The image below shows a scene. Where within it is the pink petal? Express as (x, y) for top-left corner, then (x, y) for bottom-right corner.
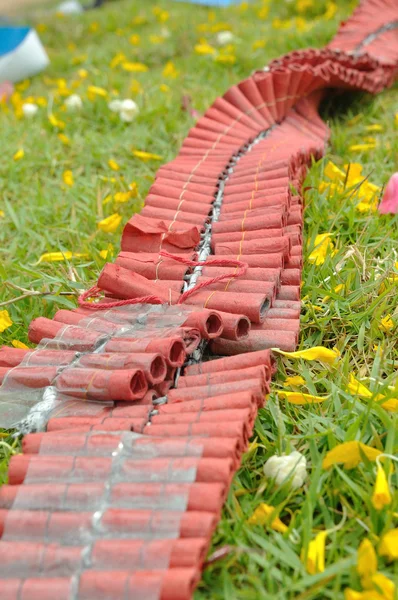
(378, 173), (398, 215)
(0, 81), (14, 103)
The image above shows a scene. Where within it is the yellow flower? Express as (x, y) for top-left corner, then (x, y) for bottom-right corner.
(370, 573), (395, 598)
(0, 211), (4, 218)
(132, 150), (162, 161)
(323, 2), (337, 20)
(380, 315), (394, 332)
(357, 539), (377, 588)
(324, 161), (346, 183)
(247, 503), (288, 533)
(372, 464), (392, 510)
(88, 22), (99, 33)
(98, 213), (122, 233)
(108, 159), (120, 171)
(99, 243), (114, 260)
(283, 375), (305, 387)
(149, 34), (164, 44)
(113, 191), (134, 203)
(110, 52), (126, 69)
(347, 375), (398, 413)
(0, 310), (13, 333)
(62, 170), (74, 187)
(129, 34), (141, 45)
(71, 54), (87, 65)
(349, 143), (377, 152)
(303, 531), (327, 574)
(58, 133), (71, 145)
(365, 124), (383, 133)
(395, 113), (398, 127)
(252, 40), (266, 50)
(278, 391), (327, 405)
(159, 84), (170, 93)
(257, 6), (269, 19)
(322, 441), (382, 470)
(48, 113), (65, 129)
(162, 61), (178, 79)
(78, 69), (88, 79)
(379, 529), (398, 560)
(12, 340), (29, 349)
(308, 233), (334, 265)
(38, 251), (88, 263)
(272, 346), (340, 365)
(214, 54), (236, 65)
(122, 62), (148, 73)
(13, 149), (24, 161)
(322, 283), (344, 302)
(15, 80), (30, 92)
(152, 7), (169, 22)
(36, 23), (47, 33)
(87, 86), (108, 100)
(130, 80), (143, 95)
(195, 42), (216, 55)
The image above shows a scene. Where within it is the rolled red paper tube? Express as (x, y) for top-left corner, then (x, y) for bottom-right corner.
(183, 291), (269, 324)
(154, 379), (174, 396)
(167, 379), (266, 404)
(201, 266), (281, 284)
(196, 276), (276, 298)
(141, 205), (207, 226)
(157, 390), (256, 414)
(0, 347), (76, 369)
(53, 310), (119, 334)
(77, 352), (167, 386)
(185, 348), (272, 376)
(22, 432), (242, 463)
(281, 268), (301, 285)
(149, 183), (215, 204)
(180, 310), (223, 340)
(266, 307), (300, 319)
(0, 481), (226, 513)
(251, 318), (300, 333)
(212, 310), (250, 340)
(277, 285), (301, 301)
(28, 317), (105, 349)
(285, 255), (302, 269)
(220, 196), (289, 215)
(0, 508), (218, 540)
(2, 578), (71, 600)
(225, 167), (290, 186)
(115, 253), (188, 280)
(177, 365), (267, 389)
(145, 196), (213, 216)
(210, 253), (283, 268)
(214, 237), (291, 260)
(104, 337), (186, 367)
(212, 212), (285, 233)
(210, 329), (298, 354)
(222, 179), (290, 200)
(8, 455), (234, 486)
(0, 538), (208, 573)
(97, 264), (179, 304)
(54, 368), (148, 401)
(47, 417), (147, 433)
(211, 229), (287, 247)
(145, 422), (249, 450)
(0, 366), (58, 388)
(273, 299), (301, 310)
(121, 214), (201, 252)
(151, 408), (253, 430)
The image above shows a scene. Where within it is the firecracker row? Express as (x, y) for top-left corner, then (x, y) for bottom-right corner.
(0, 1), (397, 598)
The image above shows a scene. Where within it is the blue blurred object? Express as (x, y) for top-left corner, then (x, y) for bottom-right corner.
(0, 26), (49, 83)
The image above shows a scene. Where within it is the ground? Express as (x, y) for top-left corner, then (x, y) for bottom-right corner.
(0, 0), (397, 598)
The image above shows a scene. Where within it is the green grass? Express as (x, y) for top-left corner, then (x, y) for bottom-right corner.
(0, 0), (397, 597)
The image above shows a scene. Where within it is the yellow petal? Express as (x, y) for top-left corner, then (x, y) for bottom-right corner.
(162, 61), (178, 79)
(278, 391), (327, 405)
(379, 398), (398, 413)
(13, 148), (24, 161)
(108, 159), (120, 171)
(132, 150), (162, 161)
(322, 441), (382, 470)
(87, 85), (108, 98)
(62, 170), (74, 187)
(58, 133), (71, 145)
(308, 233), (334, 265)
(348, 375), (372, 398)
(365, 124), (383, 133)
(97, 213), (122, 233)
(371, 573), (395, 599)
(349, 143), (377, 152)
(273, 346), (340, 365)
(379, 529), (398, 560)
(11, 340), (29, 349)
(38, 251), (88, 263)
(113, 191), (134, 203)
(372, 464), (392, 510)
(283, 375), (305, 387)
(48, 113), (65, 129)
(195, 42), (216, 55)
(303, 531), (327, 574)
(247, 503), (288, 533)
(380, 315), (394, 332)
(357, 539), (377, 581)
(324, 161), (346, 183)
(0, 310), (13, 333)
(121, 62), (148, 73)
(99, 243), (114, 260)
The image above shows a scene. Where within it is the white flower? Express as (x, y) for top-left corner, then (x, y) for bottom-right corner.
(263, 450), (307, 489)
(119, 99), (139, 122)
(65, 94), (83, 110)
(108, 99), (123, 113)
(216, 31), (234, 46)
(22, 103), (39, 117)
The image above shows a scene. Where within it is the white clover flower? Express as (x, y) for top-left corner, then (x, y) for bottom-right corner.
(65, 94), (83, 110)
(119, 99), (139, 123)
(216, 31), (234, 46)
(263, 450), (307, 489)
(22, 103), (39, 117)
(108, 99), (123, 113)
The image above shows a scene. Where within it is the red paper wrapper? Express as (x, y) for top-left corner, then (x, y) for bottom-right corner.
(77, 352), (167, 386)
(47, 417), (147, 433)
(157, 390), (256, 413)
(185, 349), (273, 376)
(104, 337), (187, 366)
(0, 366), (57, 388)
(212, 211), (286, 234)
(183, 290), (269, 324)
(55, 368), (148, 401)
(201, 266), (281, 284)
(196, 276), (277, 299)
(251, 318), (300, 333)
(121, 214), (200, 254)
(214, 237), (291, 260)
(167, 379), (266, 405)
(0, 508), (218, 540)
(205, 253), (284, 268)
(210, 329), (298, 354)
(115, 253), (189, 280)
(145, 422), (248, 449)
(0, 348), (76, 369)
(28, 318), (105, 350)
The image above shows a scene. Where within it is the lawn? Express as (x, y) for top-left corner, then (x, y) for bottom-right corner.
(0, 0), (397, 597)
